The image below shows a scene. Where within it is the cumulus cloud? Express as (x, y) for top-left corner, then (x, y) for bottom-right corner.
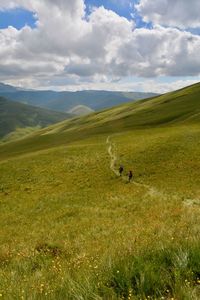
(136, 0), (200, 29)
(115, 26), (200, 77)
(0, 0), (200, 92)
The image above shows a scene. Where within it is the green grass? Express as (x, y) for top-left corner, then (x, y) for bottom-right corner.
(0, 83), (200, 299)
(0, 126), (41, 144)
(113, 125), (200, 195)
(101, 241), (200, 299)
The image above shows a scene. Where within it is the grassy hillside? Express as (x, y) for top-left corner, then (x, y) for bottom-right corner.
(0, 127), (41, 144)
(0, 83), (200, 299)
(0, 82), (200, 160)
(0, 96), (71, 140)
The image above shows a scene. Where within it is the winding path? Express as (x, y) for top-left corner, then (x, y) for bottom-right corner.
(107, 135), (149, 188)
(106, 135), (200, 207)
(106, 136), (119, 176)
(106, 135), (169, 199)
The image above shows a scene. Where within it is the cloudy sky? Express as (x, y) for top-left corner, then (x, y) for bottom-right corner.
(0, 0), (200, 93)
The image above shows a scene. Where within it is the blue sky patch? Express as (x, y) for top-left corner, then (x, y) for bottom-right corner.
(187, 27), (200, 36)
(85, 0), (151, 29)
(85, 0), (134, 19)
(0, 8), (37, 30)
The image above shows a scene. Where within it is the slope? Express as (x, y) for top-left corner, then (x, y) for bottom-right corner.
(41, 81), (200, 134)
(0, 83), (200, 299)
(0, 96), (71, 140)
(0, 82), (199, 160)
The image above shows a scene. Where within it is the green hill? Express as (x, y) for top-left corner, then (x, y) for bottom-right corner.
(0, 96), (71, 140)
(0, 82), (199, 159)
(68, 104), (94, 116)
(0, 83), (200, 299)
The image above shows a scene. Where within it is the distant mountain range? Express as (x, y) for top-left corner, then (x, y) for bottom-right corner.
(0, 96), (71, 139)
(0, 82), (158, 113)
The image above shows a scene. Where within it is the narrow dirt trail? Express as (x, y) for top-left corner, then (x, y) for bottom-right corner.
(106, 135), (170, 200)
(107, 135), (151, 188)
(106, 136), (119, 176)
(106, 135), (200, 207)
(106, 135), (200, 242)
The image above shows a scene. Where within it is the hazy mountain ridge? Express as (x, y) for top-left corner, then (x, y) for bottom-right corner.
(0, 82), (158, 112)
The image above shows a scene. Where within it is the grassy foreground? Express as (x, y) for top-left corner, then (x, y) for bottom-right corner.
(0, 125), (200, 299)
(0, 83), (200, 299)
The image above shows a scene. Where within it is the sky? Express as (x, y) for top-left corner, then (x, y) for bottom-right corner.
(0, 0), (200, 93)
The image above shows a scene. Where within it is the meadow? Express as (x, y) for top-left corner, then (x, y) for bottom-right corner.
(0, 83), (200, 299)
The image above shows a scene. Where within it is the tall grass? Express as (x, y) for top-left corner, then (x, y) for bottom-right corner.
(100, 242), (200, 299)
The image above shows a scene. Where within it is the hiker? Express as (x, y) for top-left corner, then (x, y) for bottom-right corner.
(119, 165), (124, 176)
(128, 170), (133, 182)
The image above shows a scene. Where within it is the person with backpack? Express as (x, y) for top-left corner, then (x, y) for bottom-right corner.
(119, 165), (124, 176)
(128, 170), (133, 182)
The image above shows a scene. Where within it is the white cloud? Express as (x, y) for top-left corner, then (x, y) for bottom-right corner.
(114, 26), (200, 77)
(136, 0), (200, 29)
(0, 0), (199, 93)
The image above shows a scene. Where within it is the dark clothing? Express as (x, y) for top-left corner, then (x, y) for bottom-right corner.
(119, 166), (124, 176)
(128, 171), (133, 182)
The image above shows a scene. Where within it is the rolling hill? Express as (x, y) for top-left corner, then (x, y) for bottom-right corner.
(0, 82), (158, 112)
(0, 96), (71, 140)
(68, 105), (94, 116)
(0, 82), (199, 158)
(0, 82), (200, 299)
